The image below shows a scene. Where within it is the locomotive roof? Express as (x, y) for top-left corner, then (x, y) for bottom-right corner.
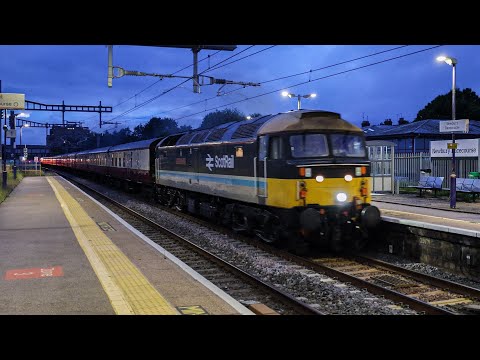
(257, 110), (362, 135)
(109, 138), (162, 152)
(159, 109), (361, 148)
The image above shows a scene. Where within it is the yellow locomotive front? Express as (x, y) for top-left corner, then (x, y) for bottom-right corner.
(256, 110), (380, 251)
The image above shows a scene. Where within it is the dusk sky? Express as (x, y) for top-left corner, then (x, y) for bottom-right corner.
(1, 44), (479, 146)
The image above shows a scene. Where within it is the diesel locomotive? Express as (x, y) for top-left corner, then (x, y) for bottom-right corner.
(42, 109), (381, 252)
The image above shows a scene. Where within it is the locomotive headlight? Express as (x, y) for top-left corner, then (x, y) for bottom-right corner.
(344, 175), (353, 182)
(336, 193), (347, 202)
(315, 175), (324, 183)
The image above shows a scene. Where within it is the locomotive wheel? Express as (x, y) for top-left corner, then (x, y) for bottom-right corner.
(256, 215), (283, 244)
(232, 214), (251, 234)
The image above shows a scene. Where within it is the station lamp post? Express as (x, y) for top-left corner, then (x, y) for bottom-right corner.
(19, 123), (29, 146)
(281, 91), (316, 110)
(436, 55), (457, 209)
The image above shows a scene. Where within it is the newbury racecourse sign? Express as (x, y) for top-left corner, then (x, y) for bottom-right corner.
(430, 139), (479, 158)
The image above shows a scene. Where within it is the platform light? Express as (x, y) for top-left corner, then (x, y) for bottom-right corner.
(436, 54), (458, 209)
(281, 91), (317, 110)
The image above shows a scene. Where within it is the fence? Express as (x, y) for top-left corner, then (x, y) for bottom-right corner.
(0, 161), (42, 176)
(392, 152), (478, 190)
(18, 162), (43, 176)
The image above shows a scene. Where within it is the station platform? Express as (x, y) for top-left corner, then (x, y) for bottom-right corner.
(0, 176), (254, 315)
(372, 192), (480, 238)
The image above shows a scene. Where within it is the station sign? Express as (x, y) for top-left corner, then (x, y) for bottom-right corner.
(431, 138), (479, 158)
(439, 119), (469, 133)
(0, 93), (25, 110)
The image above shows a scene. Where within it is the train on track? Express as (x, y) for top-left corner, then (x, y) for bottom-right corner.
(42, 109), (381, 252)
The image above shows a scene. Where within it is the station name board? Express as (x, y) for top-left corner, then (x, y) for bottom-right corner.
(431, 139), (479, 158)
(439, 119), (469, 133)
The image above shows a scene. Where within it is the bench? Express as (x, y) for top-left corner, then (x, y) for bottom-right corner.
(446, 178), (480, 202)
(407, 176), (444, 197)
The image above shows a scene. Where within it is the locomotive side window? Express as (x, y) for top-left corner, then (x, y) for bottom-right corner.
(259, 136), (268, 160)
(290, 134), (328, 158)
(269, 137), (284, 160)
(235, 146), (243, 158)
(330, 134), (366, 157)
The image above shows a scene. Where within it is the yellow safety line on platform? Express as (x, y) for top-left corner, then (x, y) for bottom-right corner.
(47, 177), (178, 315)
(382, 209), (480, 225)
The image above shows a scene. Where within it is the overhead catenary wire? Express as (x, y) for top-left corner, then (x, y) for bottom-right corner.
(84, 48), (227, 131)
(112, 49), (224, 109)
(200, 46), (274, 74)
(99, 45), (441, 132)
(152, 45), (411, 118)
(171, 45), (443, 122)
(100, 45), (413, 131)
(103, 46), (268, 123)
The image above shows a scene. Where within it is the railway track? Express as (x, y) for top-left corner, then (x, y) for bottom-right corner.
(306, 254), (480, 315)
(53, 171), (323, 315)
(224, 239), (480, 315)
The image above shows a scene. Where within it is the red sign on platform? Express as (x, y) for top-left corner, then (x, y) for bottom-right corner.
(4, 266), (63, 280)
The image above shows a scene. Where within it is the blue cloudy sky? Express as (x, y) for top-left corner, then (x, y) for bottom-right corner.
(1, 44), (479, 146)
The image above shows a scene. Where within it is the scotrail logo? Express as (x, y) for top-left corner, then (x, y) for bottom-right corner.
(205, 154), (234, 171)
(206, 154), (214, 171)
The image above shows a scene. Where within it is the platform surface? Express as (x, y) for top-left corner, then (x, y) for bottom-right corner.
(372, 192), (480, 238)
(0, 176), (253, 315)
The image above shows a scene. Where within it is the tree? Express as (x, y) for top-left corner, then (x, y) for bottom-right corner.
(131, 117), (185, 140)
(199, 108), (245, 129)
(415, 88), (480, 121)
(398, 118), (409, 125)
(141, 117), (180, 139)
(384, 119), (393, 125)
(361, 120), (370, 127)
(178, 125), (193, 132)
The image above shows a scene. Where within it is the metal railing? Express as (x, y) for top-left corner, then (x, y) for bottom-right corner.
(391, 152), (478, 190)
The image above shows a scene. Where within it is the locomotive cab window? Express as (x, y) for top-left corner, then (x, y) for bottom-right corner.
(258, 136), (268, 160)
(269, 137), (284, 160)
(290, 134), (328, 158)
(330, 134), (366, 157)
